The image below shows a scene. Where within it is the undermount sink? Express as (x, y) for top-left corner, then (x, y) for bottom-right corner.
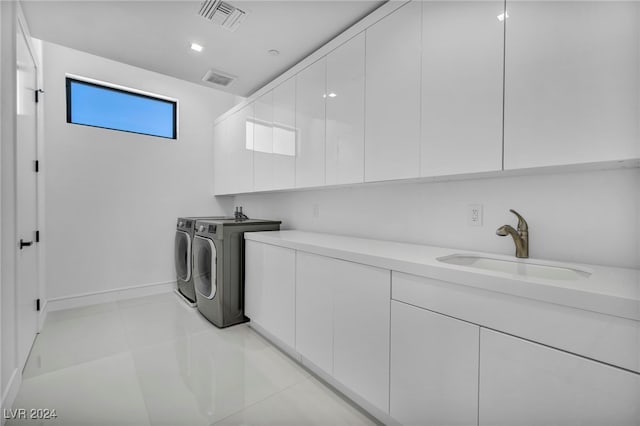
(437, 254), (592, 281)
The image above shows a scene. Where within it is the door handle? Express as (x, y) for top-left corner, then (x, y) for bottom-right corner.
(19, 239), (33, 250)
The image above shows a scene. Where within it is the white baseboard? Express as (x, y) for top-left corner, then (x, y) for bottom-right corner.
(45, 280), (175, 312)
(1, 368), (21, 426)
(38, 299), (49, 332)
(248, 321), (302, 362)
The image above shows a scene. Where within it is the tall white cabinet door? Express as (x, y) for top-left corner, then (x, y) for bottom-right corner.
(295, 59), (326, 188)
(333, 260), (390, 413)
(227, 104), (254, 194)
(479, 329), (640, 426)
(272, 78), (296, 190)
(213, 118), (230, 195)
(504, 2), (640, 169)
(253, 91), (274, 192)
(295, 252), (334, 374)
(390, 301), (479, 426)
(325, 32), (365, 185)
(245, 241), (296, 349)
(365, 1), (421, 182)
(421, 1), (504, 177)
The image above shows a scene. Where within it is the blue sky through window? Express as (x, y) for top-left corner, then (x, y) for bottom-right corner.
(67, 79), (176, 139)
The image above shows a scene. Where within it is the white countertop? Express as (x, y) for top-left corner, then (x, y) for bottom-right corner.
(245, 230), (640, 322)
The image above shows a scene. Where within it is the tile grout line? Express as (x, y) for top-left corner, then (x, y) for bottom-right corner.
(210, 375), (311, 425)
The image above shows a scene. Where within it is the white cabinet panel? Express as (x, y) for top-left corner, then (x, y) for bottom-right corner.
(333, 260), (390, 413)
(272, 78), (296, 189)
(252, 91), (274, 192)
(392, 271), (640, 374)
(504, 1), (640, 169)
(390, 301), (479, 425)
(421, 1), (503, 176)
(296, 59), (326, 188)
(479, 329), (640, 426)
(295, 252), (334, 374)
(365, 1), (421, 182)
(213, 118), (229, 195)
(225, 104), (254, 194)
(252, 80), (297, 192)
(245, 241), (296, 349)
(326, 32), (365, 185)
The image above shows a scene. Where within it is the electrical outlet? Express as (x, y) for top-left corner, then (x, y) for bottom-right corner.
(468, 204), (483, 226)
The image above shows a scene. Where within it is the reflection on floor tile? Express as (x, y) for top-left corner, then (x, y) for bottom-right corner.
(11, 292), (371, 425)
(23, 309), (128, 379)
(214, 376), (376, 426)
(10, 353), (150, 426)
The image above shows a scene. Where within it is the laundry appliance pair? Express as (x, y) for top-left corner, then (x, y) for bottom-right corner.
(174, 216), (280, 328)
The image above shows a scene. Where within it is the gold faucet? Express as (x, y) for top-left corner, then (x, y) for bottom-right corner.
(496, 209), (529, 258)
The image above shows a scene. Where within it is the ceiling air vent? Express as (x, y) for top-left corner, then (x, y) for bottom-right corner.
(198, 0), (247, 32)
(202, 69), (236, 87)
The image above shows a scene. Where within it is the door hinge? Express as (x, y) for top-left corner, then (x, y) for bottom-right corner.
(35, 230), (40, 243)
(34, 160), (39, 173)
(36, 298), (41, 311)
(34, 89), (44, 103)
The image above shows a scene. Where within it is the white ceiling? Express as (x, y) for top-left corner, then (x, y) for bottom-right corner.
(21, 0), (384, 97)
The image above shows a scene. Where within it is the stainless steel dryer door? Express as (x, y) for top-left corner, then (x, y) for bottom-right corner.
(193, 236), (217, 300)
(174, 230), (191, 281)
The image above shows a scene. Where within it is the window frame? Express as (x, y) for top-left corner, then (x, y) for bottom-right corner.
(65, 75), (178, 140)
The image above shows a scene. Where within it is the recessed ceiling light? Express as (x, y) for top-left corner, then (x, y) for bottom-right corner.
(191, 43), (204, 52)
(268, 49), (280, 56)
(328, 92), (337, 98)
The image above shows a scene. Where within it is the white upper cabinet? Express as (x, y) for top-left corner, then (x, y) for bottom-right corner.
(272, 78), (296, 190)
(365, 1), (421, 182)
(253, 80), (297, 192)
(223, 104), (254, 194)
(504, 1), (640, 169)
(295, 59), (326, 188)
(213, 118), (229, 195)
(421, 1), (504, 176)
(253, 91), (274, 192)
(325, 33), (365, 185)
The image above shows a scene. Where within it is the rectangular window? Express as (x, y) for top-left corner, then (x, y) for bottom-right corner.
(66, 77), (177, 139)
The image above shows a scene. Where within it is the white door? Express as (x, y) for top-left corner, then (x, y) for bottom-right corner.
(16, 18), (39, 369)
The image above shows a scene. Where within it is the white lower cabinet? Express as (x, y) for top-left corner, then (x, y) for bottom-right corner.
(295, 251), (391, 413)
(390, 301), (479, 426)
(295, 252), (334, 374)
(479, 328), (640, 426)
(332, 259), (390, 413)
(247, 237), (640, 426)
(244, 241), (296, 349)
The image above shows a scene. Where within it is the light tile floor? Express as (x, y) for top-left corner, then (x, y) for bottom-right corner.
(10, 292), (376, 426)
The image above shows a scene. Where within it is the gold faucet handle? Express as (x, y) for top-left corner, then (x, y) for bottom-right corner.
(509, 209), (528, 233)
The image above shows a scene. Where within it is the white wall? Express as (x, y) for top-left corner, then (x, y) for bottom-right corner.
(43, 42), (236, 301)
(235, 167), (640, 270)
